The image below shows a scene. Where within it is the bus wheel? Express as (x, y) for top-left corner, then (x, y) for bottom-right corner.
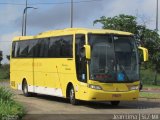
(69, 87), (79, 105)
(111, 101), (120, 106)
(22, 81), (31, 97)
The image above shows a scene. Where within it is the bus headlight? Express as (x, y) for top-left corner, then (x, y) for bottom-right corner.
(130, 86), (139, 90)
(88, 84), (102, 90)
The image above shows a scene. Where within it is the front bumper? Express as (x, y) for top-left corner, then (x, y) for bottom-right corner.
(78, 88), (139, 101)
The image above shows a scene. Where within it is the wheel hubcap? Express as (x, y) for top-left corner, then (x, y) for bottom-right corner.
(70, 89), (74, 101)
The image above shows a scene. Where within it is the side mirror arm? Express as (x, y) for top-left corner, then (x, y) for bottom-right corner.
(138, 47), (149, 62)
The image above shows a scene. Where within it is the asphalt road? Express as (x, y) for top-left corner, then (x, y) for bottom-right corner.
(1, 81), (160, 120)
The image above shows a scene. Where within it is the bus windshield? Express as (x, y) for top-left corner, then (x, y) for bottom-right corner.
(88, 34), (139, 83)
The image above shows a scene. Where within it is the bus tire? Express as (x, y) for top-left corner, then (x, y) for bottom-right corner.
(69, 87), (79, 105)
(111, 101), (120, 106)
(22, 81), (31, 97)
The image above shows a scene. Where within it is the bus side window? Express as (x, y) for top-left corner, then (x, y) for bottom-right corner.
(12, 42), (16, 58)
(61, 36), (73, 58)
(49, 37), (61, 58)
(38, 38), (49, 58)
(75, 34), (87, 82)
(28, 40), (38, 58)
(19, 41), (29, 57)
(15, 42), (20, 58)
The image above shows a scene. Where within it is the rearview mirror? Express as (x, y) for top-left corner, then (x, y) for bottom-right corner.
(138, 47), (148, 62)
(84, 45), (91, 60)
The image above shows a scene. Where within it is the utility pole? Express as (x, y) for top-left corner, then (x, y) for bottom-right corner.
(22, 7), (37, 36)
(70, 0), (73, 28)
(24, 0), (28, 36)
(22, 0), (37, 36)
(156, 0), (159, 31)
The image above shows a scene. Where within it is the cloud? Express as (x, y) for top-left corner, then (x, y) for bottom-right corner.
(11, 0), (158, 32)
(20, 0), (104, 29)
(0, 5), (22, 27)
(138, 0), (157, 29)
(101, 0), (157, 29)
(18, 0), (158, 30)
(0, 31), (21, 64)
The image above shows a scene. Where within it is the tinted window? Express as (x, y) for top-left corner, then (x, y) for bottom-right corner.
(21, 41), (29, 57)
(48, 35), (73, 58)
(15, 41), (29, 57)
(28, 40), (38, 57)
(39, 38), (49, 58)
(61, 36), (73, 58)
(13, 40), (38, 58)
(14, 42), (19, 57)
(12, 35), (73, 58)
(12, 42), (16, 58)
(48, 37), (61, 58)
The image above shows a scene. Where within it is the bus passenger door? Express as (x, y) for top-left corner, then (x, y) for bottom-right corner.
(75, 34), (88, 98)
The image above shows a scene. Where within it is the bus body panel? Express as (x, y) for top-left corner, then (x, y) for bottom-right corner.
(10, 59), (34, 90)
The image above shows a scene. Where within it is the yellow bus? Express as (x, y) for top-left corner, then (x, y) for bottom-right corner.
(10, 28), (148, 105)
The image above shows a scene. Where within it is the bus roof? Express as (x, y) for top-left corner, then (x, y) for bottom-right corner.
(13, 28), (133, 41)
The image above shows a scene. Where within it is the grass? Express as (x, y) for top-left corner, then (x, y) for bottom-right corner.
(140, 68), (160, 86)
(139, 69), (160, 99)
(143, 84), (160, 89)
(0, 64), (10, 80)
(140, 92), (160, 99)
(0, 87), (25, 119)
(0, 79), (9, 82)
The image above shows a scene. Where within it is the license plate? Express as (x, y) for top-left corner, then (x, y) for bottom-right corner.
(112, 94), (121, 97)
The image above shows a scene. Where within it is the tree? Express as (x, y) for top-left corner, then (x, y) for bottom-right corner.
(0, 51), (2, 66)
(94, 15), (137, 33)
(6, 55), (10, 61)
(94, 14), (160, 85)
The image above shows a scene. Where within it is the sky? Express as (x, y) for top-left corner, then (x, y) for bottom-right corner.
(0, 0), (159, 63)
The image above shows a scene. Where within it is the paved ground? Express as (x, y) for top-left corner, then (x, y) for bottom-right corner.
(1, 81), (160, 120)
